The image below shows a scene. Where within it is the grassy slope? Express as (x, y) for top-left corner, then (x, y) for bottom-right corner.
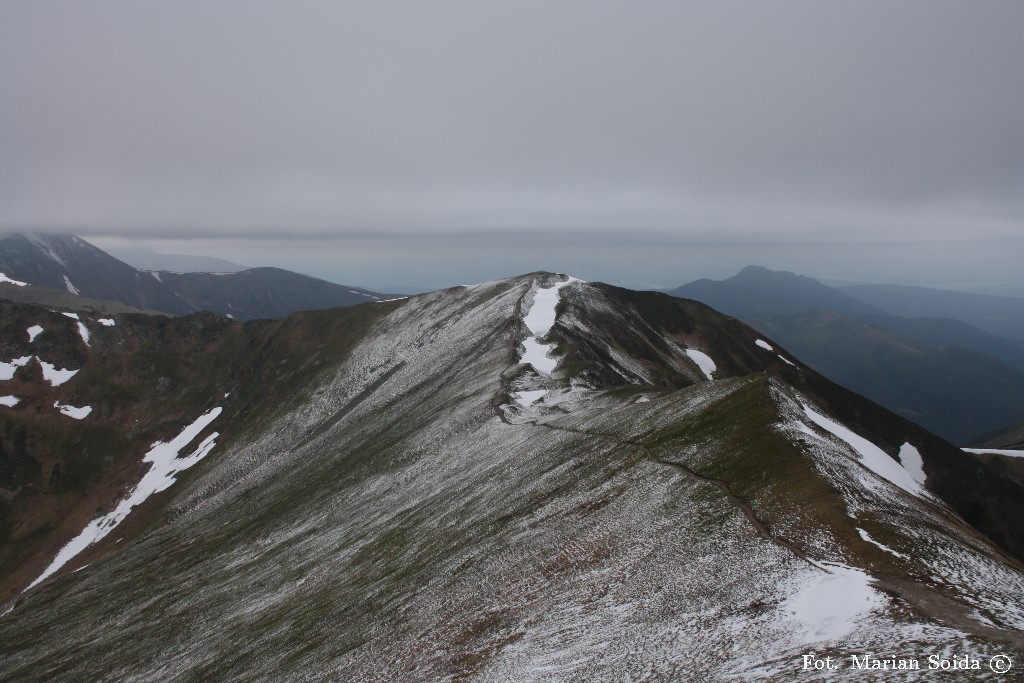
(0, 298), (402, 601)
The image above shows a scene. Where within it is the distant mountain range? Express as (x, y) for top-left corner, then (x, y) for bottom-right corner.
(670, 266), (1024, 444)
(0, 233), (397, 320)
(839, 282), (1024, 346)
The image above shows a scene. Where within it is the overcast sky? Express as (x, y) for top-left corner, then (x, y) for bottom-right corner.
(2, 2), (1022, 291)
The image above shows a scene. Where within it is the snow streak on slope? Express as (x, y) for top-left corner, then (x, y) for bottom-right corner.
(0, 273), (28, 286)
(513, 276), (581, 407)
(26, 325), (43, 342)
(799, 404), (927, 498)
(61, 312), (90, 346)
(26, 408), (222, 591)
(963, 447), (1024, 458)
(857, 528), (908, 559)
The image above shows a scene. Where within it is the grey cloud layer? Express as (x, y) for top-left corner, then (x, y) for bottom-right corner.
(2, 2), (1022, 252)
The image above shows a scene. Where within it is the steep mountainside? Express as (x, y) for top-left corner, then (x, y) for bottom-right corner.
(0, 233), (188, 312)
(753, 311), (1024, 444)
(1, 275), (1022, 681)
(671, 266), (1024, 443)
(0, 233), (393, 320)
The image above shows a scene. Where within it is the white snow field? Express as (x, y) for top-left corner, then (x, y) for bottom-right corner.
(0, 396), (19, 407)
(26, 325), (44, 342)
(755, 339), (774, 351)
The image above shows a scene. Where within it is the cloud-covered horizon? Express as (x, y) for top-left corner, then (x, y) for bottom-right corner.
(3, 1), (1022, 289)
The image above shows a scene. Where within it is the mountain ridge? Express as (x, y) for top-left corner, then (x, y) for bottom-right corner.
(0, 232), (395, 320)
(2, 273), (1022, 680)
(670, 266), (1024, 443)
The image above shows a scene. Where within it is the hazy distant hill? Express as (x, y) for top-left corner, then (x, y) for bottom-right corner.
(0, 232), (394, 320)
(670, 265), (882, 320)
(840, 283), (1024, 345)
(104, 246), (246, 273)
(670, 266), (1024, 443)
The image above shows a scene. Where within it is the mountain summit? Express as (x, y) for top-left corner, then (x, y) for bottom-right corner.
(1, 274), (1022, 680)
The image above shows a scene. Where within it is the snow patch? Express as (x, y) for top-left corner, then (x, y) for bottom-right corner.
(98, 318), (115, 327)
(784, 562), (885, 644)
(62, 275), (80, 295)
(755, 339), (774, 351)
(778, 355), (797, 367)
(27, 325), (44, 342)
(0, 273), (28, 286)
(962, 447), (1024, 458)
(0, 396), (20, 407)
(38, 359), (79, 386)
(0, 356), (32, 380)
(685, 349), (717, 380)
(61, 312), (91, 345)
(512, 276), (582, 408)
(799, 405), (928, 498)
(26, 407), (223, 591)
(54, 401), (92, 420)
(514, 390), (547, 407)
(521, 336), (559, 375)
(899, 443), (927, 488)
(150, 271), (162, 282)
(857, 528), (908, 560)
